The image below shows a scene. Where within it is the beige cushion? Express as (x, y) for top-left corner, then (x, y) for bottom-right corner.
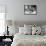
(32, 26), (41, 35)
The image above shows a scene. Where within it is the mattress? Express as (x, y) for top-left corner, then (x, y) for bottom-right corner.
(11, 33), (46, 46)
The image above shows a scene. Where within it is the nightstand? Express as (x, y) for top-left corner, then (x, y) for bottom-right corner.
(0, 36), (13, 46)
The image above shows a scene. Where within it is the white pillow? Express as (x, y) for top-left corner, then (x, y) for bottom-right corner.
(24, 24), (32, 29)
(42, 25), (46, 33)
(8, 26), (19, 36)
(40, 25), (45, 35)
(32, 26), (41, 35)
(19, 27), (32, 35)
(24, 24), (32, 35)
(24, 27), (32, 35)
(19, 27), (25, 34)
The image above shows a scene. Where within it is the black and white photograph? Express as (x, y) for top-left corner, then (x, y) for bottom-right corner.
(24, 5), (37, 15)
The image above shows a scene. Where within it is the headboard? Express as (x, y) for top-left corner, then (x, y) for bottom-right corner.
(6, 20), (46, 27)
(15, 21), (46, 27)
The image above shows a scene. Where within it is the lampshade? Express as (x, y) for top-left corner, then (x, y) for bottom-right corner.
(6, 20), (12, 26)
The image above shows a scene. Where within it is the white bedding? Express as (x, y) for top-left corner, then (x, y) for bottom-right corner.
(11, 33), (46, 46)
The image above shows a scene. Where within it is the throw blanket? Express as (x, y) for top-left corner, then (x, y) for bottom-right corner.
(11, 33), (46, 46)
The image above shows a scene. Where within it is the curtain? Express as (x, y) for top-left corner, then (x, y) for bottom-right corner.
(0, 5), (5, 36)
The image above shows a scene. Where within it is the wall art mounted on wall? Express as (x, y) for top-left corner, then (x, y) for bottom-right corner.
(24, 5), (37, 15)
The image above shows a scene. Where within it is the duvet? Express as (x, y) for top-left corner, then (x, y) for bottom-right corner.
(11, 33), (46, 46)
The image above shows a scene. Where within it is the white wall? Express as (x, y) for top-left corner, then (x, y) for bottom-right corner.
(0, 0), (46, 22)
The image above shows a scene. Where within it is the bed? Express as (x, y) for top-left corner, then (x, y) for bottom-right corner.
(11, 33), (46, 46)
(11, 21), (46, 46)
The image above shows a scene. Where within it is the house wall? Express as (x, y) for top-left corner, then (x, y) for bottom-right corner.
(0, 0), (46, 22)
(0, 0), (46, 35)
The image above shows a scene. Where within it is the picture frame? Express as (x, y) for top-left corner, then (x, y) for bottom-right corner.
(24, 5), (37, 15)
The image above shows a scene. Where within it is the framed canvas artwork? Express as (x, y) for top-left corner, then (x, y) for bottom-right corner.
(24, 5), (37, 15)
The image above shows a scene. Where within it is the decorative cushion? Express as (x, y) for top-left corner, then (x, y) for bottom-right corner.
(8, 26), (19, 36)
(19, 27), (25, 34)
(19, 27), (32, 35)
(24, 24), (32, 34)
(32, 26), (41, 35)
(24, 24), (32, 29)
(42, 25), (46, 33)
(42, 25), (46, 35)
(24, 27), (32, 35)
